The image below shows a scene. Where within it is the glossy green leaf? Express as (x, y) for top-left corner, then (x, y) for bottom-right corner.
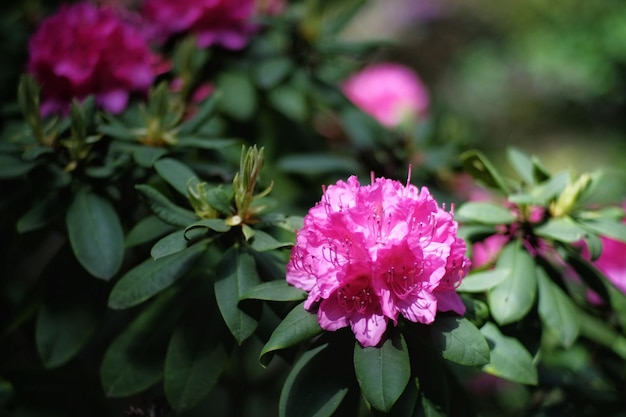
(66, 190), (124, 280)
(136, 184), (198, 227)
(108, 242), (207, 309)
(0, 155), (36, 179)
(214, 249), (261, 344)
(534, 216), (588, 243)
(35, 300), (98, 369)
(164, 322), (227, 413)
(241, 280), (307, 303)
(151, 230), (188, 260)
(487, 241), (537, 325)
(506, 147), (535, 185)
(279, 344), (349, 417)
(259, 301), (322, 367)
(101, 289), (182, 397)
(460, 150), (511, 194)
(455, 202), (516, 225)
(480, 322), (538, 385)
(428, 316), (490, 366)
(184, 218), (230, 240)
(457, 269), (508, 292)
(249, 229), (293, 252)
(579, 218), (626, 242)
(536, 266), (579, 348)
(125, 215), (176, 248)
(354, 333), (411, 412)
(154, 158), (198, 196)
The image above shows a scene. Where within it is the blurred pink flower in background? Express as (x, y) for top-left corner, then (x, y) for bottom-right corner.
(341, 62), (430, 128)
(27, 2), (164, 116)
(593, 220), (626, 294)
(141, 0), (257, 49)
(286, 173), (469, 347)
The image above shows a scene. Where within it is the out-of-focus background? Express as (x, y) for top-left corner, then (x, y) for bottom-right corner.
(341, 0), (626, 173)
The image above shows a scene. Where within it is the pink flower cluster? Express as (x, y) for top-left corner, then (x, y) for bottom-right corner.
(341, 62), (429, 128)
(286, 173), (469, 347)
(141, 0), (257, 49)
(27, 2), (163, 116)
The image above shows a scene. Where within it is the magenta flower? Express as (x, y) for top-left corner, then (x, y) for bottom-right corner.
(27, 2), (163, 116)
(141, 0), (256, 49)
(286, 173), (469, 347)
(594, 232), (626, 295)
(341, 62), (429, 128)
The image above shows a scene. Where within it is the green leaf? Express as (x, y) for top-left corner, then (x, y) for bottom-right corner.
(249, 229), (293, 252)
(339, 107), (380, 149)
(457, 269), (508, 292)
(35, 300), (98, 369)
(536, 266), (579, 348)
(184, 218), (231, 240)
(487, 241), (537, 325)
(279, 344), (349, 417)
(0, 155), (36, 179)
(259, 301), (322, 367)
(480, 322), (538, 385)
(164, 321), (227, 414)
(217, 72), (257, 121)
(66, 190), (124, 280)
(562, 247), (611, 305)
(101, 289), (182, 397)
(151, 230), (188, 260)
(178, 93), (221, 135)
(268, 85), (308, 122)
(175, 137), (239, 150)
(125, 215), (176, 247)
(534, 217), (588, 243)
(17, 194), (62, 233)
(579, 218), (626, 242)
(108, 242), (207, 309)
(136, 184), (198, 227)
(578, 311), (626, 359)
(154, 158), (198, 196)
(460, 150), (511, 194)
(528, 171), (570, 205)
(241, 280), (307, 303)
(428, 316), (490, 367)
(214, 249), (262, 344)
(132, 146), (168, 168)
(455, 202), (516, 225)
(254, 57), (294, 89)
(506, 147), (535, 185)
(354, 333), (411, 412)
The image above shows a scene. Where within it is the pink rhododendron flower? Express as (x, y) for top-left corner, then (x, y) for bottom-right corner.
(286, 172), (470, 347)
(27, 2), (163, 116)
(141, 0), (256, 49)
(593, 217), (626, 294)
(341, 62), (429, 128)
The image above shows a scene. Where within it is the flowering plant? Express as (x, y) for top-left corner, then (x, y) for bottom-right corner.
(1, 1), (626, 416)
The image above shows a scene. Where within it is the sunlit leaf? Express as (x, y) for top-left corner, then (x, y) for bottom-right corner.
(428, 316), (490, 366)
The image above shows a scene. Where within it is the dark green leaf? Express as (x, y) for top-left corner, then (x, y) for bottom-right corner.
(480, 322), (538, 385)
(428, 316), (490, 366)
(125, 215), (176, 248)
(457, 269), (508, 292)
(108, 242), (207, 309)
(184, 218), (230, 240)
(214, 249), (262, 344)
(487, 241), (537, 325)
(536, 266), (579, 348)
(339, 107), (381, 149)
(66, 190), (124, 280)
(277, 153), (361, 175)
(268, 85), (308, 122)
(460, 150), (511, 194)
(136, 184), (198, 227)
(563, 247), (611, 304)
(164, 322), (227, 413)
(455, 202), (516, 225)
(178, 93), (221, 134)
(0, 155), (36, 179)
(250, 229), (293, 252)
(154, 158), (198, 196)
(35, 300), (98, 369)
(151, 230), (188, 260)
(17, 194), (62, 233)
(535, 217), (588, 243)
(254, 57), (294, 89)
(354, 333), (411, 412)
(578, 311), (626, 359)
(217, 72), (257, 121)
(101, 289), (182, 397)
(259, 301), (322, 367)
(241, 280), (307, 303)
(132, 146), (168, 168)
(175, 137), (239, 150)
(279, 344), (349, 417)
